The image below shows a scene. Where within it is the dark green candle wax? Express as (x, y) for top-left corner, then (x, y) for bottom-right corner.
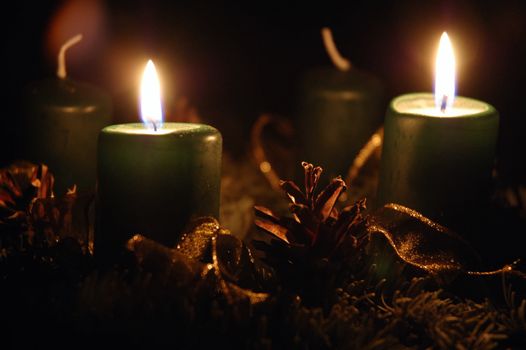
(96, 123), (222, 259)
(22, 78), (112, 194)
(377, 93), (499, 224)
(21, 34), (111, 195)
(297, 66), (384, 180)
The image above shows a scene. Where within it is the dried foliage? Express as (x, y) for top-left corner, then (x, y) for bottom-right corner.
(0, 160), (54, 222)
(1, 161), (56, 250)
(0, 161), (91, 254)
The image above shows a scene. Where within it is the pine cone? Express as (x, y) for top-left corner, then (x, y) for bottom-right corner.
(253, 162), (367, 301)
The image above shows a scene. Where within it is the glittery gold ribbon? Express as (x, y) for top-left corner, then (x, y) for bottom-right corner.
(369, 203), (526, 279)
(250, 114), (384, 193)
(345, 126), (383, 187)
(127, 217), (269, 305)
(250, 114), (294, 192)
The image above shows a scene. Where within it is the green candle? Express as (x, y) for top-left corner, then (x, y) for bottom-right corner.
(95, 61), (222, 258)
(22, 35), (111, 195)
(377, 33), (499, 224)
(297, 28), (384, 180)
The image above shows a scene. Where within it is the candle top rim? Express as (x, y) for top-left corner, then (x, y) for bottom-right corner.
(26, 78), (111, 108)
(392, 93), (495, 118)
(301, 66), (383, 91)
(101, 122), (219, 136)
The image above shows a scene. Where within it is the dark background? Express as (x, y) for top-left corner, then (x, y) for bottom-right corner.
(1, 0), (525, 183)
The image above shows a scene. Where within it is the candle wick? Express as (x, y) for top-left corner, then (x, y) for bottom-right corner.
(440, 95), (448, 113)
(57, 34), (83, 79)
(146, 117), (158, 132)
(321, 27), (352, 72)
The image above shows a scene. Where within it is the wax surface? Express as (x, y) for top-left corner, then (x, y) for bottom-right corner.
(105, 123), (200, 135)
(297, 67), (384, 180)
(395, 94), (488, 117)
(22, 78), (112, 194)
(377, 93), (499, 225)
(96, 122), (222, 259)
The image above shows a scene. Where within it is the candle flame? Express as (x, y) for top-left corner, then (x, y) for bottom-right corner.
(434, 32), (456, 113)
(140, 60), (163, 131)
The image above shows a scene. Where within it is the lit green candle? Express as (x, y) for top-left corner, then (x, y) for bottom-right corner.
(377, 33), (499, 225)
(95, 60), (222, 259)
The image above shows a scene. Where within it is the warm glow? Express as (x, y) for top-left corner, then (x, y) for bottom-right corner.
(434, 32), (456, 113)
(140, 60), (163, 131)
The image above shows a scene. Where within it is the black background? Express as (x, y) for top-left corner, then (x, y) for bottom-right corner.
(1, 0), (525, 183)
